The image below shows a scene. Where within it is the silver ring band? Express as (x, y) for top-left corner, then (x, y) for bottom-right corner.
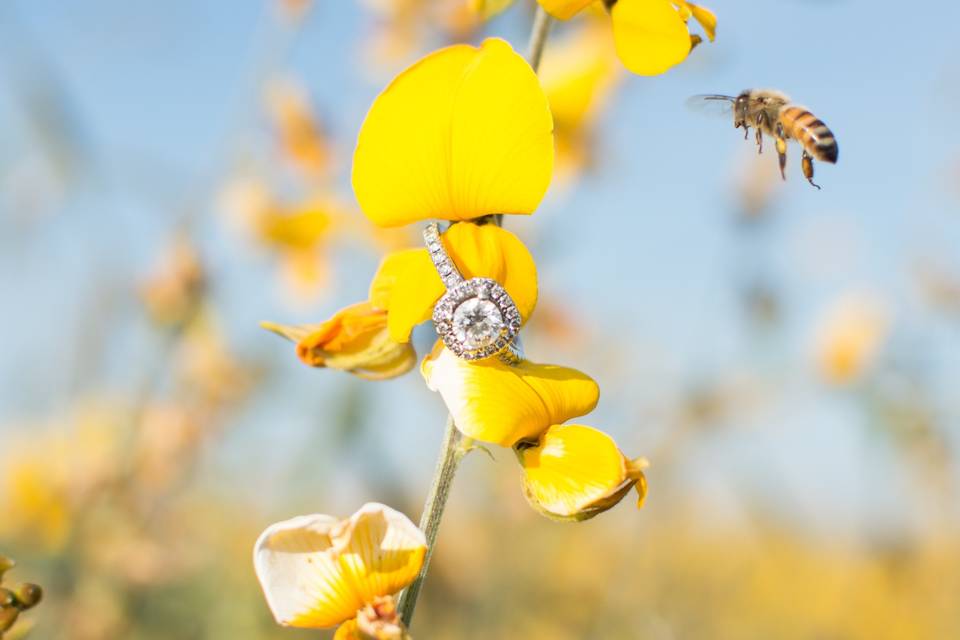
(423, 223), (523, 362)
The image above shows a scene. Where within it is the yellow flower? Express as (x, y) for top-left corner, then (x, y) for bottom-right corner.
(539, 22), (621, 184)
(468, 0), (514, 20)
(254, 503), (425, 633)
(265, 78), (332, 180)
(222, 180), (344, 301)
(536, 0), (716, 76)
(353, 38), (554, 227)
(263, 302), (416, 380)
(421, 342), (599, 447)
(516, 424), (647, 521)
(812, 295), (890, 385)
(421, 343), (645, 519)
(371, 222), (538, 343)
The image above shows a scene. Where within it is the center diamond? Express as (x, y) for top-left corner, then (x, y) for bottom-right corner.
(452, 297), (504, 349)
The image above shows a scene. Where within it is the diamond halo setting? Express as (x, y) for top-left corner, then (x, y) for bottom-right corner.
(423, 223), (522, 361)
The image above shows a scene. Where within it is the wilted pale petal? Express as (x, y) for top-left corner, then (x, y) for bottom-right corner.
(263, 302), (416, 380)
(610, 0), (695, 76)
(370, 223), (538, 343)
(254, 503), (426, 629)
(536, 0), (596, 20)
(421, 343), (599, 447)
(353, 38), (554, 227)
(516, 424), (647, 521)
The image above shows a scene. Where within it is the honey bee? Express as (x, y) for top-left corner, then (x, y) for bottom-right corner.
(691, 89), (838, 189)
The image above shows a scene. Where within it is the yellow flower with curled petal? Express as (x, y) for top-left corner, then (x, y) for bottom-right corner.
(263, 302), (416, 380)
(353, 37), (554, 227)
(517, 424), (647, 521)
(263, 220), (537, 379)
(535, 0), (716, 76)
(421, 343), (645, 519)
(254, 503), (425, 634)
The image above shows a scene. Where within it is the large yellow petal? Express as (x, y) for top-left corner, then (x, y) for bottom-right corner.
(352, 38), (554, 227)
(254, 503), (426, 629)
(375, 223), (538, 343)
(610, 0), (693, 76)
(517, 424), (647, 521)
(536, 0), (596, 20)
(421, 342), (599, 446)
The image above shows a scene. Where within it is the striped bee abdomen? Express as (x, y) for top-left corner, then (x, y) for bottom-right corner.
(779, 106), (838, 163)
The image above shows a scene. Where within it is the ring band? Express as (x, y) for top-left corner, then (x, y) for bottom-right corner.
(423, 223), (522, 363)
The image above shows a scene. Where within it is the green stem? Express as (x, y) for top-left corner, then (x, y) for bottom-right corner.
(526, 6), (554, 73)
(398, 415), (463, 627)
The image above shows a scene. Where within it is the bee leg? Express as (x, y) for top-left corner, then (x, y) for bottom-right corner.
(801, 150), (821, 190)
(736, 120), (750, 140)
(754, 112), (765, 153)
(775, 124), (787, 180)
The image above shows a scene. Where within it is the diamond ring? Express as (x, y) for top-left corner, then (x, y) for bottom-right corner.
(423, 223), (522, 362)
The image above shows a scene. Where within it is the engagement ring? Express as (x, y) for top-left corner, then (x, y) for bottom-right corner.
(423, 223), (522, 362)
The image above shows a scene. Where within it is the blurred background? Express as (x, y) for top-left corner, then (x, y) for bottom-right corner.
(1, 1), (959, 638)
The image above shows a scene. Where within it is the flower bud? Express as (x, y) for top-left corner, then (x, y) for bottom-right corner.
(12, 584), (42, 610)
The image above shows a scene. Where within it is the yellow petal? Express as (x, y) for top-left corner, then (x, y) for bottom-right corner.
(610, 0), (693, 76)
(333, 619), (362, 640)
(421, 342), (599, 446)
(262, 302), (416, 380)
(352, 38), (554, 227)
(254, 503), (426, 629)
(375, 223), (538, 343)
(688, 3), (716, 41)
(516, 424), (648, 521)
(536, 0), (596, 20)
(469, 0), (515, 20)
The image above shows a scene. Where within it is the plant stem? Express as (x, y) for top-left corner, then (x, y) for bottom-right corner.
(398, 415), (463, 627)
(526, 6), (554, 73)
(399, 8), (555, 628)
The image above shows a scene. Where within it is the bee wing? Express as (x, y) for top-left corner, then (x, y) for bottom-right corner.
(686, 94), (736, 118)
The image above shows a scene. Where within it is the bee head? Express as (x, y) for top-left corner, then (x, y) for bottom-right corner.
(734, 93), (750, 125)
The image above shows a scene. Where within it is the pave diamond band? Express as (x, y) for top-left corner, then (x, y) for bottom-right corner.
(423, 223), (522, 362)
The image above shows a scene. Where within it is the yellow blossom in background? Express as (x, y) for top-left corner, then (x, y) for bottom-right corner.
(534, 0), (716, 76)
(812, 295), (890, 385)
(140, 236), (205, 328)
(254, 503), (425, 634)
(422, 343), (645, 519)
(469, 0), (514, 20)
(360, 0), (484, 70)
(265, 77), (332, 181)
(353, 37), (554, 227)
(0, 404), (121, 551)
(221, 180), (344, 302)
(539, 21), (621, 185)
(264, 302), (417, 380)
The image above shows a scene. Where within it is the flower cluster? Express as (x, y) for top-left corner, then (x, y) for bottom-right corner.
(251, 11), (729, 627)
